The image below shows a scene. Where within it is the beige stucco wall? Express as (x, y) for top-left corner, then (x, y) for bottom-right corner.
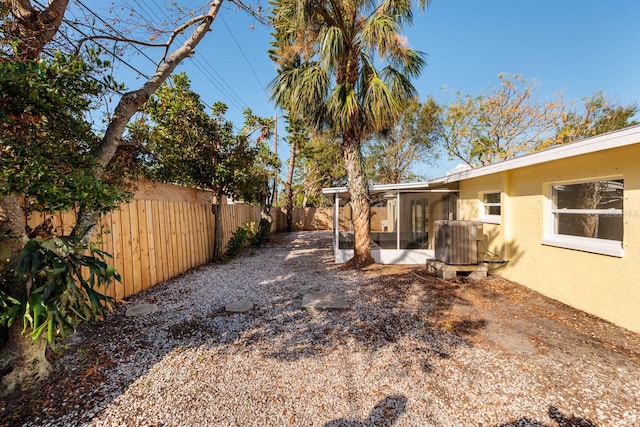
(457, 143), (640, 333)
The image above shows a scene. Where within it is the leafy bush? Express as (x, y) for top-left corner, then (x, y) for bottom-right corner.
(223, 222), (256, 260)
(0, 235), (119, 345)
(250, 216), (271, 249)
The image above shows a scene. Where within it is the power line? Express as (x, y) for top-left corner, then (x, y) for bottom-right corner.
(190, 55), (248, 111)
(121, 0), (250, 118)
(31, 0), (152, 80)
(130, 0), (166, 27)
(220, 16), (268, 93)
(76, 0), (158, 67)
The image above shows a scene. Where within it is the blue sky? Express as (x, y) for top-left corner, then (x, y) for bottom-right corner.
(101, 0), (640, 179)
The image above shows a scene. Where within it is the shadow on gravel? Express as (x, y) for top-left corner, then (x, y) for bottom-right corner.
(230, 256), (488, 364)
(323, 394), (407, 427)
(497, 405), (597, 427)
(0, 231), (487, 426)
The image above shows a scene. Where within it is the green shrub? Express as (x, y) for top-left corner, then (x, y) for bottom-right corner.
(0, 235), (119, 345)
(223, 222), (256, 260)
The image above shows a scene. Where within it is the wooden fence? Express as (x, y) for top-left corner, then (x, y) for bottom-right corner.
(271, 207), (333, 232)
(24, 181), (262, 301)
(271, 205), (387, 232)
(23, 180), (384, 301)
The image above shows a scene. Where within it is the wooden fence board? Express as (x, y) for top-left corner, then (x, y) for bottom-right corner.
(118, 204), (133, 298)
(147, 200), (164, 284)
(163, 200), (174, 281)
(169, 202), (179, 279)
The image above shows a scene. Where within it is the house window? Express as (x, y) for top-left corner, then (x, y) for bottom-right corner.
(543, 179), (624, 257)
(479, 192), (501, 224)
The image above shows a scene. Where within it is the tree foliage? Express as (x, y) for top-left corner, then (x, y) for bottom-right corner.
(365, 97), (441, 184)
(292, 131), (347, 208)
(0, 0), (242, 392)
(542, 91), (638, 149)
(0, 51), (126, 347)
(130, 73), (279, 259)
(440, 75), (638, 166)
(269, 0), (429, 263)
(440, 74), (563, 166)
(0, 235), (118, 344)
(0, 51), (127, 216)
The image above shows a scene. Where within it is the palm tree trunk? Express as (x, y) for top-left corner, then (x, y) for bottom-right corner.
(342, 140), (373, 265)
(285, 141), (296, 232)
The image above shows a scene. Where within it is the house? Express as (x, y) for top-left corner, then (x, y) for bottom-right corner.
(323, 124), (640, 333)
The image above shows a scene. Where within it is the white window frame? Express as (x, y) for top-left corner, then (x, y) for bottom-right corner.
(542, 178), (624, 257)
(479, 191), (501, 224)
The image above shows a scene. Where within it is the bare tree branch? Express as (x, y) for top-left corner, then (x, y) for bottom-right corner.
(74, 34), (168, 55)
(228, 0), (270, 25)
(159, 13), (208, 65)
(74, 0), (224, 239)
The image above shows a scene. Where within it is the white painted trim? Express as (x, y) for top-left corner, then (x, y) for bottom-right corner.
(478, 215), (501, 225)
(372, 249), (436, 265)
(334, 248), (437, 264)
(541, 236), (624, 257)
(333, 193), (340, 257)
(551, 209), (623, 215)
(322, 183), (459, 196)
(478, 191), (502, 225)
(542, 177), (624, 257)
(396, 191), (400, 250)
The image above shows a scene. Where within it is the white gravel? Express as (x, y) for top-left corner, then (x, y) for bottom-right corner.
(17, 231), (640, 426)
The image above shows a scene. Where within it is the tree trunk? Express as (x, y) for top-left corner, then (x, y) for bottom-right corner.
(213, 193), (224, 261)
(574, 182), (602, 238)
(342, 140), (373, 265)
(0, 322), (51, 397)
(9, 0), (70, 60)
(0, 196), (25, 240)
(72, 0), (224, 241)
(285, 141), (297, 232)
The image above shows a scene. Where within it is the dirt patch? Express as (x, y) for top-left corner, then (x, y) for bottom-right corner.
(363, 264), (640, 365)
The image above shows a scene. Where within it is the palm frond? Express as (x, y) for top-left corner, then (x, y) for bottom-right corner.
(381, 65), (418, 97)
(327, 82), (360, 130)
(318, 26), (345, 72)
(268, 64), (330, 130)
(360, 13), (398, 55)
(362, 75), (403, 129)
(387, 46), (426, 78)
(378, 0), (414, 26)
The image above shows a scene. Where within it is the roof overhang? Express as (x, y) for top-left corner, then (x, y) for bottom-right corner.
(321, 178), (453, 198)
(442, 124), (640, 183)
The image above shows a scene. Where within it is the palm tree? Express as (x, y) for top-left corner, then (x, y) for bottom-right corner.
(269, 0), (428, 264)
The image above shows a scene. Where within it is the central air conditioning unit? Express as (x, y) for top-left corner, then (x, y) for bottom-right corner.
(434, 220), (484, 265)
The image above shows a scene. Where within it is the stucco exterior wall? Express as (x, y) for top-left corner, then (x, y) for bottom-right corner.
(458, 143), (640, 333)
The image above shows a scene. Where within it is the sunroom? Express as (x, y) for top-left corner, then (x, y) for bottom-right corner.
(322, 180), (459, 264)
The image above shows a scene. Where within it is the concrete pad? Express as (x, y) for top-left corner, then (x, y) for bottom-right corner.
(467, 271), (488, 281)
(125, 303), (158, 317)
(225, 299), (254, 313)
(302, 291), (350, 310)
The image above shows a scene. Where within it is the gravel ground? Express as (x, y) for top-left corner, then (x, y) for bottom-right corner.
(2, 230), (640, 426)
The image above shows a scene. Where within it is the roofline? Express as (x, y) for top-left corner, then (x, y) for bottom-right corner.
(441, 124), (640, 183)
(321, 180), (440, 196)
